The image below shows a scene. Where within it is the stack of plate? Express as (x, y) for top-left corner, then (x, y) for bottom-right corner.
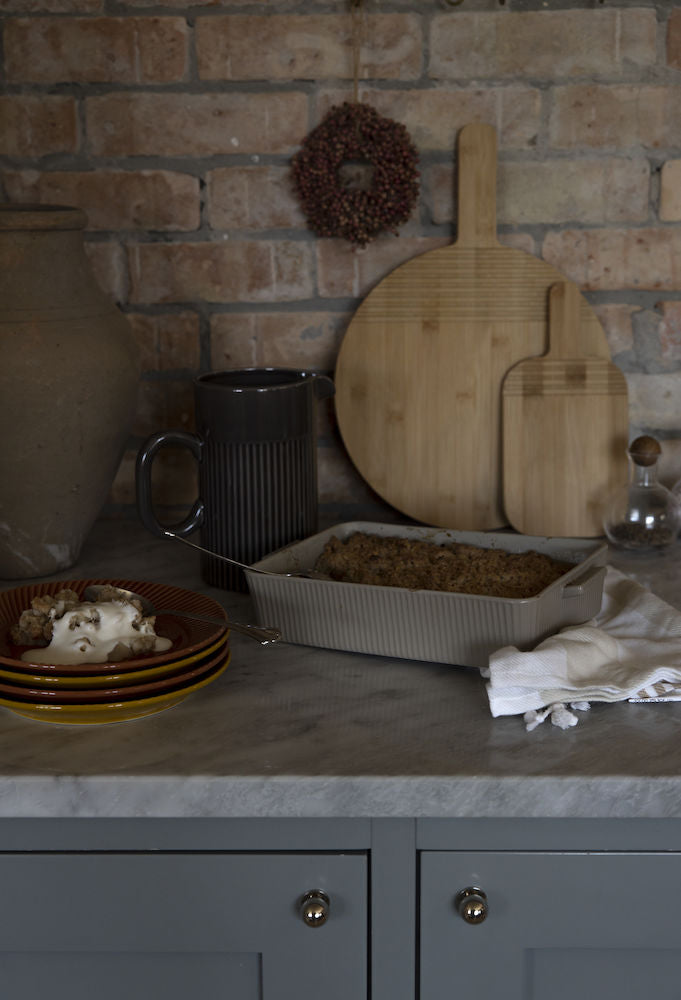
(0, 578), (230, 725)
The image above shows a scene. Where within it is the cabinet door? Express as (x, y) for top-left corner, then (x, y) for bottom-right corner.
(0, 853), (366, 1000)
(421, 851), (681, 1000)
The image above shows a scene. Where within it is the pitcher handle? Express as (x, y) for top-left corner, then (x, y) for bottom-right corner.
(314, 374), (335, 400)
(135, 430), (205, 538)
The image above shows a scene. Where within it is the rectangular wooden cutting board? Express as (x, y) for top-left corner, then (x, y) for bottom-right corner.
(502, 281), (629, 537)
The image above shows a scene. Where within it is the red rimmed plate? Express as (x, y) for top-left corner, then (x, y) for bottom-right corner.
(0, 633), (229, 691)
(0, 579), (228, 675)
(0, 641), (230, 704)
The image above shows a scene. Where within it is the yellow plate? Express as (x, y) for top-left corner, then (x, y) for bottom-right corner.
(0, 634), (229, 690)
(0, 652), (230, 725)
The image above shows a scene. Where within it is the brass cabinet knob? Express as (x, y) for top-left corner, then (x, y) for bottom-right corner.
(300, 889), (330, 928)
(455, 887), (488, 924)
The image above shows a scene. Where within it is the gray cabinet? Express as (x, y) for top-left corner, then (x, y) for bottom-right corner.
(420, 849), (681, 1000)
(0, 852), (367, 1000)
(5, 818), (681, 1000)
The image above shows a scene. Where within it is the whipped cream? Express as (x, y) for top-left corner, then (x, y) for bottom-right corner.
(22, 600), (172, 665)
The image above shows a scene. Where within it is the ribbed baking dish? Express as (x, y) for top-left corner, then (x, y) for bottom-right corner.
(246, 522), (608, 668)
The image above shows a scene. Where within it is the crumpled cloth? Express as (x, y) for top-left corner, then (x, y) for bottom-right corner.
(484, 566), (681, 730)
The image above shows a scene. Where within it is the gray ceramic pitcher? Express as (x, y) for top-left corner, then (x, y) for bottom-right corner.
(136, 368), (335, 591)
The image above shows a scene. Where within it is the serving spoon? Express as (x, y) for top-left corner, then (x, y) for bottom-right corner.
(83, 585), (282, 646)
(161, 530), (333, 581)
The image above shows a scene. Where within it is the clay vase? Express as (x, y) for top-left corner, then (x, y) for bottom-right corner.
(0, 204), (140, 579)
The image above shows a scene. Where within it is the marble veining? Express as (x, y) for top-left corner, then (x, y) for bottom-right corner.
(0, 520), (680, 820)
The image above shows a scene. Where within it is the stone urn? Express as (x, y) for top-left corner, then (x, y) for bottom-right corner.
(0, 204), (140, 579)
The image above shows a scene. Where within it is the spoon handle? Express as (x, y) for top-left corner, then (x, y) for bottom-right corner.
(162, 529), (333, 580)
(163, 531), (279, 576)
(162, 608), (281, 645)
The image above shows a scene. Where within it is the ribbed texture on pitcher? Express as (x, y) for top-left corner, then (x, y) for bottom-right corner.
(200, 437), (317, 591)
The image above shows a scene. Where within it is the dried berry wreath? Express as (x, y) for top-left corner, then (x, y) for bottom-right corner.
(291, 102), (419, 248)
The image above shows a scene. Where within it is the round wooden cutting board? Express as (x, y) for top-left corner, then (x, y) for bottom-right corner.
(334, 123), (612, 531)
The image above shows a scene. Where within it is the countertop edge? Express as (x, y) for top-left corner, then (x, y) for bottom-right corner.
(2, 774), (681, 819)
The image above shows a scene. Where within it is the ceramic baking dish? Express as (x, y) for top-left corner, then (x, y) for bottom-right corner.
(245, 522), (608, 669)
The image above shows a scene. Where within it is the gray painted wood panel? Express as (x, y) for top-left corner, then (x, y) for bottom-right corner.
(0, 853), (367, 1000)
(420, 850), (681, 999)
(370, 818), (417, 1000)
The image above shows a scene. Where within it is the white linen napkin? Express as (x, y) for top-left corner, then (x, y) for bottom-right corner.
(485, 566), (681, 730)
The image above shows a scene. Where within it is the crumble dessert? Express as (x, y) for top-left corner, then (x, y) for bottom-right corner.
(10, 587), (172, 665)
(314, 533), (572, 600)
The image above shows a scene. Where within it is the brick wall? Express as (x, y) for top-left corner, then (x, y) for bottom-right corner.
(2, 0), (681, 525)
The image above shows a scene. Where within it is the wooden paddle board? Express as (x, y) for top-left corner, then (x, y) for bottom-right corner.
(502, 281), (629, 538)
(334, 122), (612, 530)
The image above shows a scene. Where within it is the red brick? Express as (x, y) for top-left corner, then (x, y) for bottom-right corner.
(3, 170), (200, 231)
(208, 315), (258, 370)
(133, 380), (196, 438)
(210, 311), (348, 372)
(207, 167), (304, 230)
(668, 9), (681, 70)
(542, 228), (681, 291)
(197, 13), (421, 81)
(660, 160), (681, 221)
(0, 95), (78, 157)
(86, 92), (308, 157)
(4, 17), (188, 84)
(427, 158), (649, 226)
(3, 0), (100, 10)
(627, 373), (681, 434)
(549, 85), (681, 150)
(318, 87), (541, 152)
(123, 0), (216, 6)
(83, 241), (128, 304)
(316, 236), (448, 300)
(430, 9), (656, 80)
(111, 444), (200, 507)
(591, 303), (636, 356)
(127, 0), (288, 5)
(128, 240), (315, 305)
(316, 232), (536, 302)
(504, 159), (649, 225)
(657, 441), (681, 490)
(128, 313), (201, 372)
(658, 301), (681, 363)
(497, 233), (537, 255)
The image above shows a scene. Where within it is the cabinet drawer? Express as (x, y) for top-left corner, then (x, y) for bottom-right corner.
(420, 851), (681, 1000)
(0, 852), (367, 1000)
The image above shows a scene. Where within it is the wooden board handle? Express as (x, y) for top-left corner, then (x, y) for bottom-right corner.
(455, 123), (499, 248)
(546, 281), (584, 359)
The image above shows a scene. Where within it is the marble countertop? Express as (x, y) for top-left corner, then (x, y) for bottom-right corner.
(0, 519), (680, 821)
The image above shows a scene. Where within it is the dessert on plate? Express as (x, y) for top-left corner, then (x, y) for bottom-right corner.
(10, 586), (172, 665)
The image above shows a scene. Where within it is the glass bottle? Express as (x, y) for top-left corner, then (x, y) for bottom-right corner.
(603, 436), (679, 551)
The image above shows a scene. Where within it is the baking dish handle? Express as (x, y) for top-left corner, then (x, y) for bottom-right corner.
(561, 564), (606, 598)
